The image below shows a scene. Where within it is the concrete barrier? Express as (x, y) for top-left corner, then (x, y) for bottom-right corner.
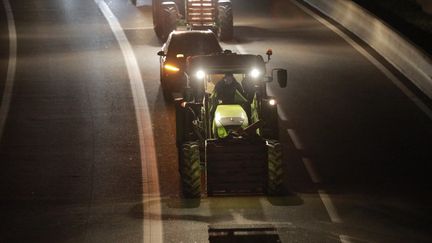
(302, 0), (432, 99)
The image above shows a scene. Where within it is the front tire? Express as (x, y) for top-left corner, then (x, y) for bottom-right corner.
(155, 1), (178, 42)
(267, 140), (284, 195)
(179, 142), (201, 198)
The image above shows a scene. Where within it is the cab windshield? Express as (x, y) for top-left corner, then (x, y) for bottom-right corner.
(202, 73), (248, 94)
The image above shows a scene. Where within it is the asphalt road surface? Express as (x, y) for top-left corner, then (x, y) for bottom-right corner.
(0, 0), (431, 242)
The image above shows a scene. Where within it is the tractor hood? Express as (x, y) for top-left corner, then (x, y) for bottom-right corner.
(214, 105), (248, 128)
(213, 105), (249, 138)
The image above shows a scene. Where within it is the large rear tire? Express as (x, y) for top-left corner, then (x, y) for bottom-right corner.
(267, 140), (284, 195)
(217, 1), (233, 41)
(179, 142), (201, 198)
(154, 1), (178, 42)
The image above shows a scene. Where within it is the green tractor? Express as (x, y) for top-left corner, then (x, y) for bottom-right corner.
(175, 51), (288, 198)
(152, 0), (233, 42)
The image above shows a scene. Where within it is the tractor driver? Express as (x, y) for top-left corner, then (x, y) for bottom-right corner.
(212, 73), (247, 104)
(210, 73), (250, 120)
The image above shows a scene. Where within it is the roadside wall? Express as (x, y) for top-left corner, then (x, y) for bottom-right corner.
(302, 0), (432, 99)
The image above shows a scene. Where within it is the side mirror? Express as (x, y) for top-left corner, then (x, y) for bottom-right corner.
(277, 69), (287, 88)
(157, 51), (165, 56)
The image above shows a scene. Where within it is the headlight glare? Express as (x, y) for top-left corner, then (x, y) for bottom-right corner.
(269, 99), (276, 106)
(250, 68), (260, 78)
(196, 70), (206, 79)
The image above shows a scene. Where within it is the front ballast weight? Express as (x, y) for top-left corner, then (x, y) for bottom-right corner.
(152, 0), (234, 42)
(178, 137), (284, 198)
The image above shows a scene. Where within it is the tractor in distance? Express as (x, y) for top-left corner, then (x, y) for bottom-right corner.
(175, 51), (288, 198)
(152, 0), (234, 42)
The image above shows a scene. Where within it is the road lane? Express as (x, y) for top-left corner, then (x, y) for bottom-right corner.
(94, 1), (162, 242)
(0, 0), (144, 242)
(104, 0), (432, 242)
(107, 1), (340, 242)
(0, 0), (16, 140)
(0, 1), (9, 94)
(0, 0), (431, 242)
(233, 0), (432, 241)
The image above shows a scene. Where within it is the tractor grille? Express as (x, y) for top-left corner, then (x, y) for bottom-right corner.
(187, 0), (216, 28)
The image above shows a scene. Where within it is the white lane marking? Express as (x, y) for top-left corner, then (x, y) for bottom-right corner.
(0, 0), (17, 141)
(292, 0), (432, 121)
(318, 190), (343, 223)
(302, 157), (322, 183)
(287, 128), (304, 150)
(94, 1), (162, 242)
(278, 107), (290, 122)
(339, 234), (353, 243)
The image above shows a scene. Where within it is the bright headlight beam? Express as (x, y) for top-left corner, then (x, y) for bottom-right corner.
(250, 68), (260, 78)
(196, 70), (205, 79)
(269, 99), (276, 106)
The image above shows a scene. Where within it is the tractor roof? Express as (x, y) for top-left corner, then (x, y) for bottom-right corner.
(186, 53), (266, 74)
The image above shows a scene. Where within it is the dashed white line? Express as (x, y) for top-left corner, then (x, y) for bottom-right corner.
(339, 234), (353, 243)
(287, 128), (304, 150)
(318, 190), (343, 223)
(277, 108), (290, 123)
(292, 0), (432, 121)
(94, 1), (162, 242)
(302, 157), (322, 183)
(0, 0), (17, 141)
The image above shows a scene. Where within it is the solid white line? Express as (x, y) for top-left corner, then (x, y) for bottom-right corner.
(292, 0), (432, 121)
(277, 107), (290, 122)
(287, 128), (304, 150)
(0, 0), (17, 141)
(302, 157), (322, 183)
(94, 1), (162, 242)
(318, 190), (343, 223)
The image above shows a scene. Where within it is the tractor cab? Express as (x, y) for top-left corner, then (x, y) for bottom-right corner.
(193, 70), (258, 139)
(175, 52), (287, 198)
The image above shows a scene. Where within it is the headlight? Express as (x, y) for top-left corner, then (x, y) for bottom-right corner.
(214, 113), (221, 125)
(164, 64), (180, 72)
(196, 70), (206, 79)
(269, 99), (276, 106)
(250, 68), (261, 78)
